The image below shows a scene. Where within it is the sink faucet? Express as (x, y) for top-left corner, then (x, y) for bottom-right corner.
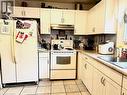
(114, 48), (121, 61)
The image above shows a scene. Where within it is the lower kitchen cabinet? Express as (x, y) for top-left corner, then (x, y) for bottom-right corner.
(39, 52), (49, 79)
(92, 68), (104, 95)
(105, 78), (121, 95)
(82, 58), (93, 94)
(122, 76), (127, 95)
(122, 88), (127, 95)
(78, 53), (84, 79)
(93, 68), (121, 95)
(78, 52), (122, 95)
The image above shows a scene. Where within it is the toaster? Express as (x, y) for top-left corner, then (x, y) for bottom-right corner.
(98, 42), (114, 55)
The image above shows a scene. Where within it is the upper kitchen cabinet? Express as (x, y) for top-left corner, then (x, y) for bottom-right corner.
(13, 7), (40, 18)
(117, 0), (127, 47)
(87, 0), (118, 34)
(51, 9), (75, 25)
(40, 9), (51, 34)
(74, 11), (88, 35)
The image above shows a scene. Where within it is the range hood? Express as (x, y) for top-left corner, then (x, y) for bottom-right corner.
(51, 24), (74, 30)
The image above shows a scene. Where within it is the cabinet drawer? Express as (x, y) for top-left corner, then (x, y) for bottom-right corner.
(39, 52), (49, 57)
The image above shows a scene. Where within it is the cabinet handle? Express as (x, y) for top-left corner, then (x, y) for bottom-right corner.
(122, 93), (125, 95)
(102, 78), (106, 86)
(101, 77), (103, 84)
(22, 11), (24, 16)
(61, 18), (64, 23)
(92, 27), (95, 32)
(24, 11), (25, 16)
(85, 57), (88, 59)
(84, 64), (87, 69)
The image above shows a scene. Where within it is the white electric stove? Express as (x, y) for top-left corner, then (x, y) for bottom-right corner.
(50, 40), (77, 80)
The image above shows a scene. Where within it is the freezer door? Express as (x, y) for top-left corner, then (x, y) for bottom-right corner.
(0, 20), (16, 84)
(14, 20), (38, 82)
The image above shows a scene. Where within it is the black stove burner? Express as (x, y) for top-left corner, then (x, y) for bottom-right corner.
(65, 48), (73, 50)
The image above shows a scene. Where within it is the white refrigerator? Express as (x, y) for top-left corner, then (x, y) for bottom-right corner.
(0, 19), (38, 85)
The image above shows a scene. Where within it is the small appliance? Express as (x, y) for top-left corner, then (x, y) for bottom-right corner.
(98, 42), (114, 55)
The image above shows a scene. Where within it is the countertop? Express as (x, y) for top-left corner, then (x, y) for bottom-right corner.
(38, 48), (50, 53)
(79, 50), (127, 76)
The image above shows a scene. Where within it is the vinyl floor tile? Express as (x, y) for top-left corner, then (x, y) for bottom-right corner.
(0, 80), (89, 95)
(51, 85), (65, 93)
(67, 92), (81, 95)
(51, 93), (66, 95)
(75, 80), (83, 85)
(4, 87), (23, 95)
(37, 86), (51, 94)
(0, 88), (9, 95)
(65, 85), (79, 93)
(81, 92), (91, 95)
(77, 84), (87, 92)
(64, 80), (76, 85)
(39, 80), (52, 87)
(36, 93), (50, 95)
(20, 86), (37, 95)
(52, 81), (64, 86)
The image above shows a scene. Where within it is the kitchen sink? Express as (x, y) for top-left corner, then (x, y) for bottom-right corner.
(98, 56), (127, 69)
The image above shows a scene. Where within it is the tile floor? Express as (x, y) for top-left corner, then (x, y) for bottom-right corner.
(0, 80), (90, 95)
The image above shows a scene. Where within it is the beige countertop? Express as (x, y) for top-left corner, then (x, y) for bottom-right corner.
(38, 48), (50, 53)
(79, 50), (127, 76)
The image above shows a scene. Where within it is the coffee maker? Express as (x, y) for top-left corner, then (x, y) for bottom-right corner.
(84, 37), (94, 50)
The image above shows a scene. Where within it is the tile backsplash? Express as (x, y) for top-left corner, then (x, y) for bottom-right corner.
(38, 32), (116, 50)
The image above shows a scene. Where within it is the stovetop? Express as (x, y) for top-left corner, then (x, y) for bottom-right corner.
(51, 48), (76, 53)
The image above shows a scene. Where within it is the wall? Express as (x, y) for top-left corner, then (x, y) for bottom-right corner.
(15, 0), (75, 9)
(117, 0), (127, 48)
(15, 0), (94, 10)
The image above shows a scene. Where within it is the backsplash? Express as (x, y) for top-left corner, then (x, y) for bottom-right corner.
(51, 30), (74, 40)
(38, 33), (116, 50)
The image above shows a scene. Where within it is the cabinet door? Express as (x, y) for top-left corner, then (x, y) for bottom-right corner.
(0, 35), (16, 83)
(82, 59), (93, 94)
(40, 9), (51, 34)
(62, 10), (75, 25)
(75, 11), (88, 35)
(105, 77), (121, 95)
(87, 8), (96, 34)
(122, 88), (127, 95)
(78, 53), (84, 79)
(85, 61), (93, 94)
(93, 68), (104, 95)
(39, 57), (49, 79)
(94, 0), (105, 34)
(24, 7), (40, 18)
(51, 9), (62, 24)
(13, 7), (24, 17)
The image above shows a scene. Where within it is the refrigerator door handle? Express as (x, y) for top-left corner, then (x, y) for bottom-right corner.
(11, 21), (16, 64)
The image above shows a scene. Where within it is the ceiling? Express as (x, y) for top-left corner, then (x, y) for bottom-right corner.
(26, 0), (101, 4)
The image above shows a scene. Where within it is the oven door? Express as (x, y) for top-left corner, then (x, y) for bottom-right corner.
(51, 52), (76, 69)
